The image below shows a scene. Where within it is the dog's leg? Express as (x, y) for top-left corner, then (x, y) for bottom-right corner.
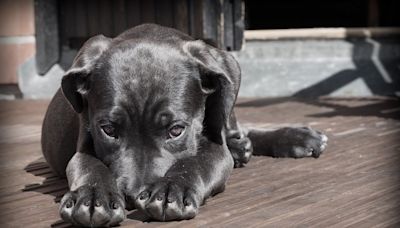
(225, 111), (253, 168)
(135, 138), (233, 221)
(226, 111), (328, 163)
(247, 126), (328, 158)
(59, 152), (125, 227)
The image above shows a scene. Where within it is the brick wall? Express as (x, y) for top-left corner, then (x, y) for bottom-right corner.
(0, 0), (36, 84)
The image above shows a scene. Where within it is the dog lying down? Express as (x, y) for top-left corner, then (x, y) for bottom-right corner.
(41, 24), (328, 227)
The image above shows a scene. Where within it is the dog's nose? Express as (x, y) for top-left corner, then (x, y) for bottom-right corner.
(124, 194), (137, 210)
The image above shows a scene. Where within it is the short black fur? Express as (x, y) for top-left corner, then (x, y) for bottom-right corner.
(41, 24), (328, 227)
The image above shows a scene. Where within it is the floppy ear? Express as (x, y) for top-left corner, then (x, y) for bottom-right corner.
(61, 35), (112, 113)
(184, 40), (241, 144)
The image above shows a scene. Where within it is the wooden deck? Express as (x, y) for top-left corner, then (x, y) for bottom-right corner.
(0, 97), (399, 227)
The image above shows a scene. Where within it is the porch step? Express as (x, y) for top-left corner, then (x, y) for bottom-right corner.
(233, 38), (400, 97)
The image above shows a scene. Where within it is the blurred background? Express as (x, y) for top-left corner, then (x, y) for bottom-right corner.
(0, 0), (399, 99)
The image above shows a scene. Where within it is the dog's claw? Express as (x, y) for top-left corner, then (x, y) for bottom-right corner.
(59, 185), (125, 227)
(135, 179), (199, 221)
(272, 127), (328, 158)
(227, 130), (253, 168)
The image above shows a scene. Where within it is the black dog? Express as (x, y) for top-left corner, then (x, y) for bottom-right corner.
(41, 24), (328, 227)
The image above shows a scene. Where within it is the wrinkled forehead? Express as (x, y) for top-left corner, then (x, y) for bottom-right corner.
(89, 41), (203, 116)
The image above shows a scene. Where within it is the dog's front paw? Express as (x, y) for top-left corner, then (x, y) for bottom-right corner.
(226, 130), (253, 168)
(59, 185), (125, 227)
(273, 127), (328, 158)
(135, 179), (199, 221)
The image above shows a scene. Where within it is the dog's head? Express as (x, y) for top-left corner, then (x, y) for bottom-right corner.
(61, 30), (240, 189)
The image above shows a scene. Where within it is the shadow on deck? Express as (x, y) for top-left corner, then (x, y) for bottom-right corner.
(1, 97), (399, 227)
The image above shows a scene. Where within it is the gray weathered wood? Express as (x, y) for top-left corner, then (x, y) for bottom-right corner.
(1, 98), (400, 227)
(98, 0), (113, 37)
(34, 0), (60, 75)
(75, 0), (88, 38)
(112, 0), (127, 35)
(233, 0), (244, 50)
(87, 0), (101, 36)
(36, 0), (244, 76)
(126, 0), (141, 28)
(173, 0), (189, 34)
(141, 0), (155, 23)
(224, 0), (234, 51)
(155, 0), (174, 27)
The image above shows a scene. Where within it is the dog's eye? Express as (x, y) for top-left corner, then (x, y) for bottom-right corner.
(168, 125), (185, 138)
(101, 124), (117, 138)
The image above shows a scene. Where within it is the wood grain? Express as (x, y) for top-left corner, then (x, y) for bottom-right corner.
(0, 97), (399, 227)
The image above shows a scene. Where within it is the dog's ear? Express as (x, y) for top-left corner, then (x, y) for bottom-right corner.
(61, 35), (112, 113)
(184, 40), (241, 144)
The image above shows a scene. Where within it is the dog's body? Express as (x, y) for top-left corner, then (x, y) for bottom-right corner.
(41, 24), (327, 227)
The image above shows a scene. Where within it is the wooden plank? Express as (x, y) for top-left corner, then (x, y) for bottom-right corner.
(173, 0), (189, 34)
(98, 0), (113, 37)
(201, 0), (222, 47)
(58, 0), (73, 47)
(112, 0), (127, 35)
(140, 0), (155, 23)
(87, 0), (101, 36)
(187, 0), (243, 50)
(74, 0), (88, 38)
(155, 0), (174, 27)
(233, 0), (244, 50)
(188, 0), (203, 38)
(223, 0), (234, 51)
(34, 0), (59, 75)
(125, 0), (141, 28)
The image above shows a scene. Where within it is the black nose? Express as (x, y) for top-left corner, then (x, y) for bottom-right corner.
(124, 194), (136, 211)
